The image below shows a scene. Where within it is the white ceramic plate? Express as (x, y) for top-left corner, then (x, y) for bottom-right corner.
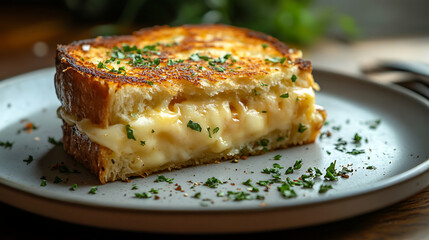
(0, 68), (428, 233)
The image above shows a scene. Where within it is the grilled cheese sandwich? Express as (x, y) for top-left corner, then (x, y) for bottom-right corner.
(55, 24), (326, 184)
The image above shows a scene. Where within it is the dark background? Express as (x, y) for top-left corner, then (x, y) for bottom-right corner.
(1, 0), (429, 80)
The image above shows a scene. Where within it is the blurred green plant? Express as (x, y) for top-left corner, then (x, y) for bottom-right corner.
(66, 0), (359, 46)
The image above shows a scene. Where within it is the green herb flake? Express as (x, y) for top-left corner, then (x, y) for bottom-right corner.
(298, 123), (308, 133)
(301, 177), (315, 188)
(265, 57), (286, 64)
(125, 124), (136, 141)
(319, 184), (333, 193)
(193, 192), (202, 199)
(262, 43), (268, 49)
(89, 186), (98, 194)
(353, 133), (362, 144)
(149, 188), (159, 194)
(314, 167), (323, 177)
(273, 154), (282, 160)
(293, 160), (303, 170)
(40, 179), (47, 187)
(187, 120), (202, 132)
(278, 183), (297, 198)
(242, 179), (253, 186)
(155, 175), (174, 183)
(97, 62), (106, 69)
(168, 59), (184, 66)
(291, 74), (297, 82)
(227, 191), (255, 201)
(135, 192), (152, 198)
(23, 155), (33, 165)
(280, 93), (289, 98)
(0, 141), (13, 149)
(324, 161), (339, 181)
(347, 149), (365, 155)
(285, 167), (294, 174)
(204, 177), (222, 188)
(140, 140), (146, 146)
(212, 127), (220, 134)
(70, 184), (78, 191)
(366, 165), (377, 170)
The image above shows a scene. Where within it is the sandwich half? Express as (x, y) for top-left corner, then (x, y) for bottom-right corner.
(55, 24), (326, 184)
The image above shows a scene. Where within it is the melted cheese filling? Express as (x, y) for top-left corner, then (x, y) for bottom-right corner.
(60, 87), (320, 170)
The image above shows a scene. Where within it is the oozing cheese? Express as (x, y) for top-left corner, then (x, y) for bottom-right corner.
(59, 86), (321, 171)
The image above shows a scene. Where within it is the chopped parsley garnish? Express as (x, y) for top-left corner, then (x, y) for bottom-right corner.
(301, 175), (315, 188)
(192, 192), (202, 199)
(189, 53), (210, 62)
(204, 177), (222, 188)
(0, 141), (13, 149)
(212, 127), (220, 134)
(125, 124), (136, 141)
(97, 62), (106, 69)
(293, 160), (303, 170)
(140, 141), (146, 146)
(313, 167), (323, 177)
(262, 164), (282, 175)
(149, 188), (159, 194)
(155, 175), (174, 183)
(285, 167), (294, 174)
(212, 65), (226, 72)
(226, 191), (259, 201)
(265, 57), (286, 64)
(353, 133), (362, 144)
(168, 59), (184, 66)
(273, 154), (282, 160)
(242, 179), (253, 186)
(23, 155), (33, 165)
(135, 192), (153, 198)
(324, 161), (339, 181)
(291, 74), (297, 82)
(278, 183), (297, 198)
(207, 126), (219, 138)
(261, 43), (268, 49)
(347, 149), (365, 155)
(366, 165), (377, 170)
(70, 184), (78, 191)
(319, 184), (333, 193)
(298, 123), (308, 133)
(273, 163), (284, 169)
(280, 93), (289, 98)
(40, 179), (47, 187)
(187, 120), (202, 132)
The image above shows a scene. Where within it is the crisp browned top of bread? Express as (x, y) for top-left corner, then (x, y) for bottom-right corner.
(55, 24), (316, 127)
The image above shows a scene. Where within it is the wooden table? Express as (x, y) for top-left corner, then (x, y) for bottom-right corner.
(0, 7), (428, 238)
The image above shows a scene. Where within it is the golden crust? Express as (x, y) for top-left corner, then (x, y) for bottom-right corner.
(55, 24), (314, 126)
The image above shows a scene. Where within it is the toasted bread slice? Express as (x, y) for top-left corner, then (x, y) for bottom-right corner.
(55, 24), (326, 184)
